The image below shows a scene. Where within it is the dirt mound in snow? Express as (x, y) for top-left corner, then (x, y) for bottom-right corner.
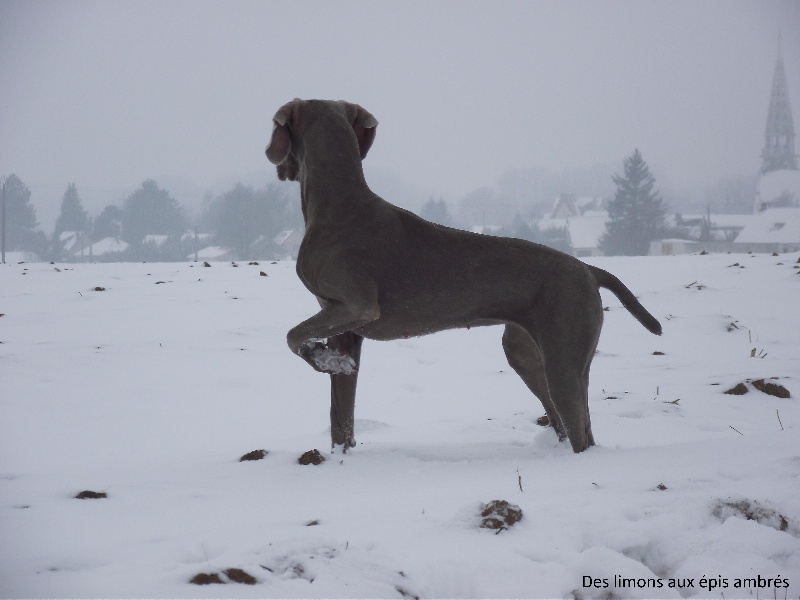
(74, 490), (107, 499)
(724, 378), (791, 398)
(713, 499), (799, 536)
(189, 572), (224, 585)
(239, 449), (268, 461)
(724, 383), (749, 395)
(752, 379), (790, 398)
(298, 449), (326, 465)
(189, 568), (257, 585)
(480, 500), (523, 532)
(224, 568), (257, 584)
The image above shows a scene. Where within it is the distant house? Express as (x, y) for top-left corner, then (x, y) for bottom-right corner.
(733, 207), (800, 253)
(534, 214), (609, 257)
(738, 169), (800, 253)
(709, 214), (754, 241)
(565, 212), (609, 257)
(538, 195), (606, 256)
(178, 230), (212, 261)
(142, 234), (169, 247)
(550, 194), (604, 219)
(536, 195), (609, 257)
(665, 213), (752, 245)
(181, 231), (213, 244)
(89, 237), (129, 258)
(651, 209), (800, 255)
(58, 231), (89, 259)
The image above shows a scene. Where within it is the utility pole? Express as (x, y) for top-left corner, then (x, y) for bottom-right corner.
(1, 176), (6, 264)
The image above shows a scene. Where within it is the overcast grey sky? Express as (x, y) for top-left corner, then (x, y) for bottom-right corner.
(2, 0), (799, 229)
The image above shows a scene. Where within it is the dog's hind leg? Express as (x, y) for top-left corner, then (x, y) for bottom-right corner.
(541, 358), (595, 452)
(328, 331), (363, 451)
(501, 324), (567, 441)
(535, 320), (600, 453)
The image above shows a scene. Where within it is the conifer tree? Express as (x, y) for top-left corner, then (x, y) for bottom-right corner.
(599, 149), (666, 256)
(121, 180), (187, 245)
(2, 174), (41, 252)
(92, 205), (123, 241)
(54, 183), (89, 236)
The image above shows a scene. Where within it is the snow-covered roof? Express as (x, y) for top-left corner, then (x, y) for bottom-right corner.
(194, 246), (231, 260)
(59, 231), (80, 242)
(90, 237), (129, 255)
(536, 212), (609, 250)
(58, 231), (87, 253)
(567, 213), (609, 249)
(734, 207), (800, 244)
(181, 231), (213, 242)
(675, 214), (753, 229)
(143, 234), (169, 246)
(551, 195), (579, 218)
(550, 195), (604, 219)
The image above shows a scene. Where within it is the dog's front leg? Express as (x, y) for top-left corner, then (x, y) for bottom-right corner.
(328, 331), (363, 452)
(287, 299), (378, 375)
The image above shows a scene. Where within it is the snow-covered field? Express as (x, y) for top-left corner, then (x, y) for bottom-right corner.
(1, 252), (799, 599)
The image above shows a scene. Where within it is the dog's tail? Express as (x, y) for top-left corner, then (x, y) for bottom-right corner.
(588, 265), (662, 335)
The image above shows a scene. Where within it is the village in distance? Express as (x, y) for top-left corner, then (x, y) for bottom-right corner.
(2, 47), (798, 264)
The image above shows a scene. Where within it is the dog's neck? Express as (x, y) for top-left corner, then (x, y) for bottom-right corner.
(298, 125), (371, 225)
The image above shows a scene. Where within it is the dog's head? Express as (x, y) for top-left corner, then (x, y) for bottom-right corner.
(265, 99), (378, 181)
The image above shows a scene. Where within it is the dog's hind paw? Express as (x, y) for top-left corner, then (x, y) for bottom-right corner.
(300, 341), (358, 375)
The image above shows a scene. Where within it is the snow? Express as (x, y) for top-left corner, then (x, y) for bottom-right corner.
(303, 341), (358, 375)
(1, 253), (799, 598)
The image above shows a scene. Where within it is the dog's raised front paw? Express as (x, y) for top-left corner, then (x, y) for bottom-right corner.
(299, 341), (357, 375)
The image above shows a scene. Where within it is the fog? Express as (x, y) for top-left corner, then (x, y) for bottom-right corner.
(1, 0), (799, 230)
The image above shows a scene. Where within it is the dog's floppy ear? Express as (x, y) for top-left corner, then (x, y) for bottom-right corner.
(266, 121), (290, 165)
(342, 102), (378, 159)
(266, 99), (299, 181)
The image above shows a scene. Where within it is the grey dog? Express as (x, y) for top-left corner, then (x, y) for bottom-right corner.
(266, 98), (662, 454)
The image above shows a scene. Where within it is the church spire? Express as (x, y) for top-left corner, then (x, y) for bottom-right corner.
(761, 35), (797, 173)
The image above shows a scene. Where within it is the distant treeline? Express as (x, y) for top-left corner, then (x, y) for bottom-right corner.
(2, 150), (754, 262)
(1, 175), (303, 262)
